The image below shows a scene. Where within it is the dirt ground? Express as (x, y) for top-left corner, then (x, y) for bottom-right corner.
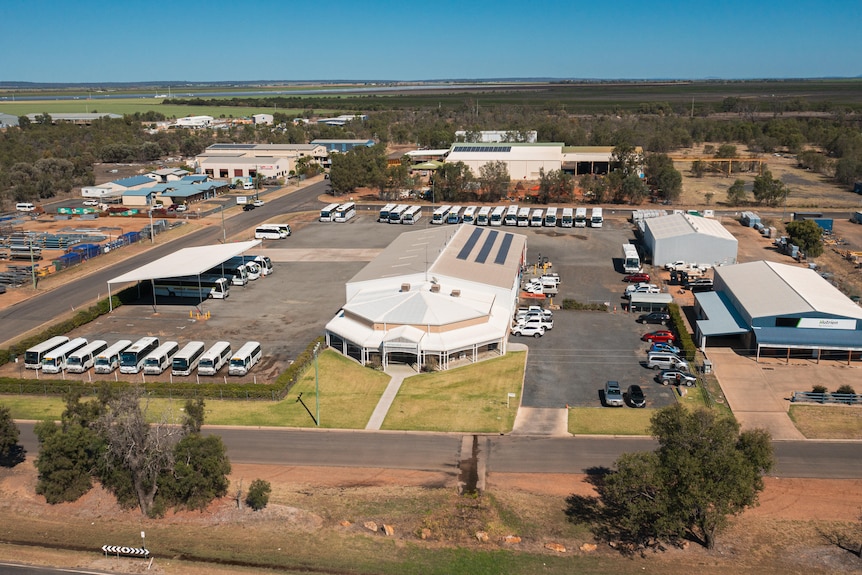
(0, 461), (860, 574)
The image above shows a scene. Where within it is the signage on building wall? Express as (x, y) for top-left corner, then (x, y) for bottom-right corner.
(797, 318), (857, 330)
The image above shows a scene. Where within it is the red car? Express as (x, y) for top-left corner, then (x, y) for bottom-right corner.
(624, 273), (650, 283)
(641, 330), (676, 343)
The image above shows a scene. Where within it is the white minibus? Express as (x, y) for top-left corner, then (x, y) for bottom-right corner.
(254, 226), (282, 240)
(431, 205), (451, 225)
(504, 205), (519, 226)
(590, 207), (604, 228)
(575, 207), (587, 227)
(334, 202), (356, 222)
(41, 338), (89, 374)
(388, 204), (409, 224)
(228, 341), (262, 376)
(119, 337), (160, 374)
(319, 203), (340, 222)
(476, 206), (492, 226)
(94, 340), (132, 374)
(517, 207), (530, 227)
(143, 341), (180, 375)
(561, 207), (574, 228)
(171, 341), (206, 376)
(198, 341), (232, 376)
(401, 205), (423, 225)
(24, 336), (69, 370)
(530, 208), (544, 227)
(544, 206), (558, 227)
(490, 205), (506, 227)
(378, 203), (396, 222)
(461, 206), (477, 224)
(66, 340), (108, 374)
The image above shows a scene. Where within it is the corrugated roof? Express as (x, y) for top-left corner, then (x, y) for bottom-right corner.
(114, 175), (155, 188)
(695, 291), (751, 336)
(646, 213), (736, 241)
(107, 241), (261, 285)
(344, 286), (490, 325)
(717, 261), (862, 321)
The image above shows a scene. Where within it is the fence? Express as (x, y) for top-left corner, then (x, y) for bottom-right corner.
(791, 391), (861, 405)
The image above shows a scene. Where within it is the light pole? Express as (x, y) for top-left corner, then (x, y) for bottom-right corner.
(313, 341), (321, 427)
(148, 193), (155, 244)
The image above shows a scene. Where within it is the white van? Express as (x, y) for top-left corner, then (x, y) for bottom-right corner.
(228, 341), (262, 376)
(142, 341), (180, 375)
(16, 202), (36, 212)
(646, 352), (689, 372)
(242, 182), (254, 190)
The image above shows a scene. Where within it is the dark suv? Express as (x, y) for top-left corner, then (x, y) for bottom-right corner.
(637, 312), (670, 325)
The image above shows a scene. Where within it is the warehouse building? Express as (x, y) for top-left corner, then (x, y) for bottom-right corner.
(325, 224), (527, 371)
(196, 143), (327, 178)
(642, 213), (738, 268)
(444, 142), (565, 181)
(694, 260), (862, 362)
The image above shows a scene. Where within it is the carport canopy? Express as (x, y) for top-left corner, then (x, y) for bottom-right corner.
(106, 240), (261, 308)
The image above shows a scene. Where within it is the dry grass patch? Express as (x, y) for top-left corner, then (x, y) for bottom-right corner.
(788, 405), (862, 439)
(381, 352), (525, 433)
(568, 407), (653, 436)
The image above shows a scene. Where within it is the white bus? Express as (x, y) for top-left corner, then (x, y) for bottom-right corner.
(143, 341), (180, 375)
(591, 207), (604, 228)
(254, 225), (284, 240)
(530, 208), (544, 227)
(431, 205), (451, 225)
(544, 207), (558, 227)
(575, 207), (588, 228)
(153, 275), (230, 299)
(561, 207), (574, 228)
(229, 341), (262, 376)
(24, 336), (69, 370)
(461, 206), (478, 224)
(378, 203), (396, 223)
(120, 337), (160, 374)
(388, 204), (409, 224)
(41, 338), (89, 374)
(66, 340), (108, 374)
(94, 339), (132, 374)
(504, 205), (519, 226)
(490, 205), (506, 226)
(446, 206), (463, 224)
(319, 203), (340, 222)
(171, 341), (206, 376)
(517, 207), (531, 227)
(198, 341), (232, 376)
(206, 262), (248, 286)
(622, 244), (642, 274)
(334, 202), (356, 223)
(401, 205), (423, 225)
(241, 255), (273, 276)
(476, 206), (492, 226)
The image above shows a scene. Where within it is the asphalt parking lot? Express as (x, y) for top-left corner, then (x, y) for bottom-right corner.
(27, 208), (681, 410)
(516, 218), (680, 410)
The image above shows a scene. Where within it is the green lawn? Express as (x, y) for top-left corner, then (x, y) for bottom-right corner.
(381, 352), (525, 433)
(568, 407), (654, 436)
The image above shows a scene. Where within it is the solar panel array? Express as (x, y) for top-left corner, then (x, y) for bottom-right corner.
(451, 145), (512, 153)
(456, 228), (515, 266)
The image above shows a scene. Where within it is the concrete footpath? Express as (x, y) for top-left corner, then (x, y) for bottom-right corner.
(365, 364), (415, 430)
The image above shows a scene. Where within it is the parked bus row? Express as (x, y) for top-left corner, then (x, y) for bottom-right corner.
(379, 204), (604, 228)
(319, 202), (356, 223)
(24, 336), (262, 377)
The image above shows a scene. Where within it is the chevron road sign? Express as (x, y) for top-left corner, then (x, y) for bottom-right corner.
(101, 545), (150, 557)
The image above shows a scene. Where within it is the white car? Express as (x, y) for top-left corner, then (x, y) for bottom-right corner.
(175, 204), (187, 212)
(518, 316), (553, 331)
(82, 199), (99, 206)
(511, 324), (545, 338)
(625, 282), (657, 294)
(253, 199), (265, 207)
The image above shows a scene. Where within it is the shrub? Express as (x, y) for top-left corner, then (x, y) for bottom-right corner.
(835, 384), (856, 395)
(245, 479), (271, 511)
(560, 299), (608, 311)
(667, 303), (696, 361)
(811, 384), (828, 394)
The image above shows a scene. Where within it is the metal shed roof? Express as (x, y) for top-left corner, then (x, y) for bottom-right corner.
(107, 241), (261, 285)
(646, 213), (736, 241)
(695, 291), (751, 337)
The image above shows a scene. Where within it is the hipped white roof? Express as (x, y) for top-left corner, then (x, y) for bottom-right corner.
(107, 240), (261, 285)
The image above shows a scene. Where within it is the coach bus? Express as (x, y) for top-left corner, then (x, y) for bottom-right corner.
(120, 337), (160, 374)
(431, 205), (451, 225)
(388, 204), (409, 224)
(476, 206), (492, 226)
(461, 206), (477, 224)
(153, 275), (230, 299)
(334, 202), (356, 223)
(41, 338), (89, 374)
(504, 205), (519, 226)
(378, 203), (396, 222)
(319, 203), (340, 222)
(544, 207), (558, 227)
(24, 336), (69, 370)
(401, 205), (423, 225)
(446, 206), (463, 224)
(561, 207), (574, 228)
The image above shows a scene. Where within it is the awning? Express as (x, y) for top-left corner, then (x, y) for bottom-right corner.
(107, 240), (261, 285)
(753, 326), (862, 351)
(695, 291), (750, 337)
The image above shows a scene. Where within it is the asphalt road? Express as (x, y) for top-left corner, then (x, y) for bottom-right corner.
(13, 423), (862, 479)
(0, 181), (328, 345)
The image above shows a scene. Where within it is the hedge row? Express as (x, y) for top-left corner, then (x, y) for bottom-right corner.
(668, 303), (697, 362)
(560, 299), (609, 311)
(0, 337), (326, 402)
(0, 285), (140, 368)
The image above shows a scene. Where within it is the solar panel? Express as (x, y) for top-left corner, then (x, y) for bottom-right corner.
(457, 227), (483, 260)
(494, 233), (514, 265)
(475, 230), (499, 264)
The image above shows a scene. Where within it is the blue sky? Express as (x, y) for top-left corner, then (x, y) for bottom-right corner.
(4, 0), (859, 83)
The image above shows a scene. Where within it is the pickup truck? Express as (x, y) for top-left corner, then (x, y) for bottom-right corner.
(664, 260), (687, 271)
(517, 316), (553, 331)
